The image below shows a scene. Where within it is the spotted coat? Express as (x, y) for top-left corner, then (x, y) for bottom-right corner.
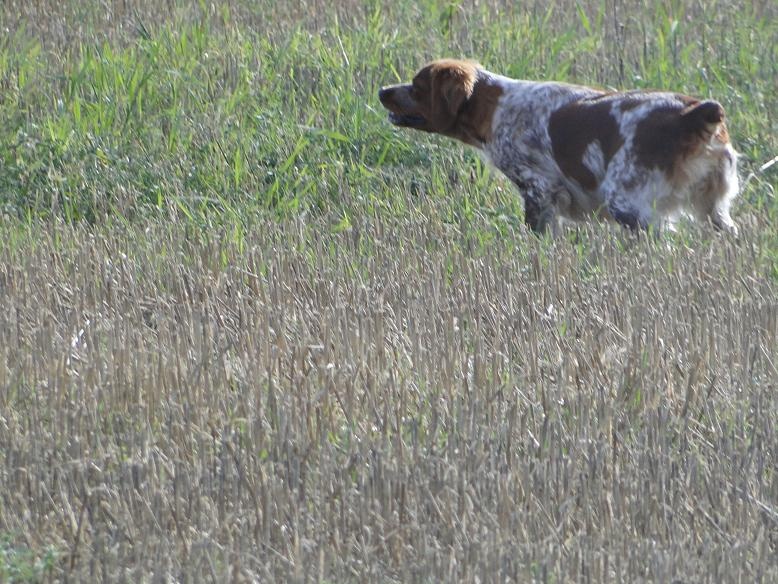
(379, 60), (739, 234)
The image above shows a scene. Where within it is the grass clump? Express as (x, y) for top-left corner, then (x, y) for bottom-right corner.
(0, 534), (59, 583)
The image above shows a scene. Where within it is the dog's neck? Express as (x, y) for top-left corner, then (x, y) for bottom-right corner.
(447, 71), (505, 148)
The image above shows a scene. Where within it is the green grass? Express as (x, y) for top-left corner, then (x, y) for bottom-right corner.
(0, 0), (775, 227)
(0, 534), (59, 583)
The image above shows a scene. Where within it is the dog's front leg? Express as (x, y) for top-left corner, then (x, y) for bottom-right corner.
(521, 188), (555, 234)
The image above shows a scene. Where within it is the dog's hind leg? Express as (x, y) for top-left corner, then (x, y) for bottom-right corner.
(692, 153), (740, 235)
(599, 162), (663, 233)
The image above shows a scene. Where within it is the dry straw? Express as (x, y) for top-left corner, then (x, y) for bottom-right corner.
(1, 218), (775, 581)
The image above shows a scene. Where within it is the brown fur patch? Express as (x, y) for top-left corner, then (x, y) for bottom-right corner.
(634, 97), (728, 176)
(427, 60), (479, 133)
(548, 100), (623, 190)
(633, 107), (684, 172)
(453, 72), (503, 145)
(618, 99), (643, 111)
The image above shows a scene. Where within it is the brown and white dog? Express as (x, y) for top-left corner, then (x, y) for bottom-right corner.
(379, 59), (739, 234)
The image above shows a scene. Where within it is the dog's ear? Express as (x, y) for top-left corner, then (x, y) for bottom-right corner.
(429, 60), (478, 132)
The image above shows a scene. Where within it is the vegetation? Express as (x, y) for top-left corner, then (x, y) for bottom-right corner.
(0, 0), (776, 581)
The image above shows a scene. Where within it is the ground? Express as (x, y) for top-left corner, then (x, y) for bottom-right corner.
(0, 0), (776, 581)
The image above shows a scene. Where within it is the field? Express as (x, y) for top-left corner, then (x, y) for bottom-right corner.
(1, 0), (777, 581)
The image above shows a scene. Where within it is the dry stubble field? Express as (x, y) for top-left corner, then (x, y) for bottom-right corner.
(1, 0), (777, 582)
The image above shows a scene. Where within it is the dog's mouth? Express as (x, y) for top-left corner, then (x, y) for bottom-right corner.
(388, 112), (427, 127)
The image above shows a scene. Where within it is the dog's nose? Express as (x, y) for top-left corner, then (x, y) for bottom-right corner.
(378, 87), (391, 103)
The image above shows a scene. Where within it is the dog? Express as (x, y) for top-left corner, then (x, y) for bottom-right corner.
(378, 59), (739, 234)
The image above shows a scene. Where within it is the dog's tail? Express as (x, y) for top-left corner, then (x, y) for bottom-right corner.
(681, 100), (726, 142)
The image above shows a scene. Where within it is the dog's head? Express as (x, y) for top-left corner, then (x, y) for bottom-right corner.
(379, 59), (498, 145)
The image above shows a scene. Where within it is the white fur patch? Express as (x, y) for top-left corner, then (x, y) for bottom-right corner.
(582, 141), (606, 184)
